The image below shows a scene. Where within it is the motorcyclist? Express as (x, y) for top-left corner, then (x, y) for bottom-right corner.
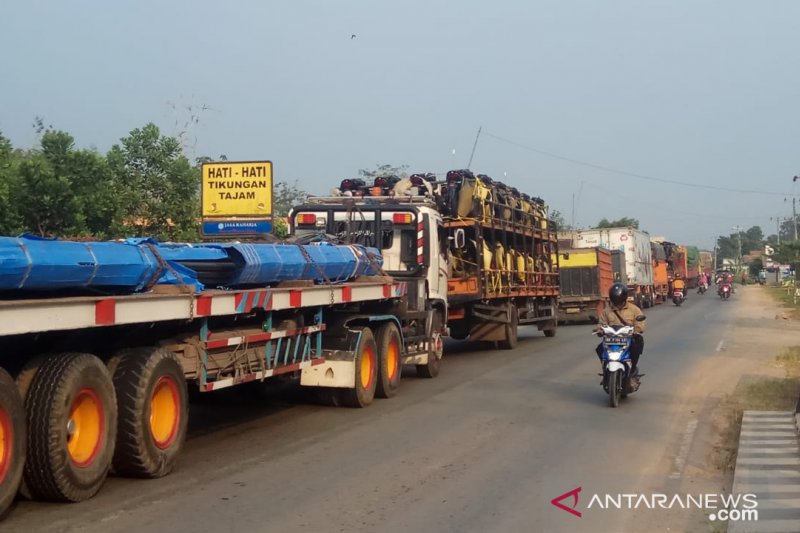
(672, 274), (687, 299)
(595, 283), (646, 376)
(697, 273), (708, 293)
(718, 271), (734, 295)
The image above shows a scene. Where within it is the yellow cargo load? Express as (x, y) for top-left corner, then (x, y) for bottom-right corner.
(555, 248), (601, 268)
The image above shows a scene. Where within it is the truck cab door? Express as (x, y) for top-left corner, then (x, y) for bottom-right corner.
(435, 221), (449, 299)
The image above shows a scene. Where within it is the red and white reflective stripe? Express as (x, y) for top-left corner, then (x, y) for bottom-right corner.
(95, 299), (115, 325)
(205, 324), (325, 350)
(0, 281), (409, 336)
(202, 358), (326, 392)
(417, 222), (424, 264)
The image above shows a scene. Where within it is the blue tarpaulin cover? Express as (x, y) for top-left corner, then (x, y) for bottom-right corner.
(0, 235), (204, 292)
(201, 242), (382, 286)
(0, 235), (383, 294)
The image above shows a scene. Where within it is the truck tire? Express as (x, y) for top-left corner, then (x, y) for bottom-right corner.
(416, 312), (443, 378)
(341, 328), (378, 408)
(375, 323), (402, 399)
(23, 353), (117, 502)
(498, 304), (518, 350)
(0, 368), (25, 518)
(107, 347), (188, 478)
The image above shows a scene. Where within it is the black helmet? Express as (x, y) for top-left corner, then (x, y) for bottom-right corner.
(609, 283), (628, 307)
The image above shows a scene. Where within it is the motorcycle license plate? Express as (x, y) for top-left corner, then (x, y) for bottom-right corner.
(603, 336), (627, 345)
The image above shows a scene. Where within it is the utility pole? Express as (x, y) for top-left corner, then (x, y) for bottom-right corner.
(467, 126), (482, 170)
(794, 176), (799, 241)
(571, 193), (575, 230)
(732, 225), (743, 271)
(713, 236), (718, 271)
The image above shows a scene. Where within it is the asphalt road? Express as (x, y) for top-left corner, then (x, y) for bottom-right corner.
(4, 290), (738, 533)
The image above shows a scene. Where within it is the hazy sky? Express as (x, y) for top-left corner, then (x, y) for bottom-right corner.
(2, 0), (799, 247)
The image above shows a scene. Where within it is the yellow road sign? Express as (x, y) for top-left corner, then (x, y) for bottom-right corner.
(201, 161), (272, 217)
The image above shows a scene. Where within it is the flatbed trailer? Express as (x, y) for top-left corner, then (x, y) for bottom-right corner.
(0, 276), (442, 515)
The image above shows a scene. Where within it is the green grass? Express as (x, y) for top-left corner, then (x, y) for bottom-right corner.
(768, 285), (800, 312)
(776, 346), (800, 379)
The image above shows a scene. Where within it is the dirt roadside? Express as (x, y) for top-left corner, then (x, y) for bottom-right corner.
(638, 285), (800, 533)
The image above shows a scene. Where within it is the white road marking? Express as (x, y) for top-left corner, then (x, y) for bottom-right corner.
(669, 418), (699, 479)
(716, 339), (724, 352)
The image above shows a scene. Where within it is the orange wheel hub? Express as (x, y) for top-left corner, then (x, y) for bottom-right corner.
(0, 408), (11, 483)
(387, 339), (399, 381)
(360, 345), (375, 390)
(67, 388), (104, 467)
(150, 376), (180, 449)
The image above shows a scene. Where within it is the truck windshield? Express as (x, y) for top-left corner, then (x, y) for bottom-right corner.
(294, 206), (422, 278)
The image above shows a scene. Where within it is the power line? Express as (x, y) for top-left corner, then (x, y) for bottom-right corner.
(579, 182), (776, 221)
(482, 131), (789, 197)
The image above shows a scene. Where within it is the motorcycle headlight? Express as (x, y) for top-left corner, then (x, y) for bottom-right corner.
(607, 351), (622, 361)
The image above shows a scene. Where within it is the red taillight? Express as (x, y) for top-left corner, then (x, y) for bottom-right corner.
(393, 213), (413, 224)
(297, 214), (316, 225)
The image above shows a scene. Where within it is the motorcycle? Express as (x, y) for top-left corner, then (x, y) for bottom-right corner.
(597, 316), (646, 408)
(698, 283), (707, 295)
(718, 282), (732, 300)
(672, 289), (685, 306)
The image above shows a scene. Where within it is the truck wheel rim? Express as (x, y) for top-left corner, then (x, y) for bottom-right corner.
(150, 376), (180, 449)
(433, 333), (443, 358)
(387, 338), (399, 381)
(0, 407), (11, 483)
(67, 388), (104, 467)
(360, 345), (375, 390)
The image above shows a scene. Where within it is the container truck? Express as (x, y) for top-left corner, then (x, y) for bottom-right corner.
(440, 170), (559, 348)
(564, 227), (655, 308)
(294, 171), (560, 350)
(686, 246), (701, 288)
(556, 247), (613, 322)
(651, 241), (669, 303)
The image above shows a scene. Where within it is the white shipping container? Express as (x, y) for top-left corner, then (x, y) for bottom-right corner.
(563, 227), (654, 287)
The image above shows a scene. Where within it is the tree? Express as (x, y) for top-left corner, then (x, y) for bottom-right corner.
(16, 151), (82, 236)
(597, 217), (639, 229)
(748, 257), (764, 278)
(358, 163), (409, 180)
(13, 130), (118, 237)
(770, 241), (800, 272)
(272, 180), (308, 238)
(273, 180), (308, 218)
(108, 123), (200, 241)
(716, 226), (765, 262)
(550, 209), (571, 231)
(0, 132), (22, 235)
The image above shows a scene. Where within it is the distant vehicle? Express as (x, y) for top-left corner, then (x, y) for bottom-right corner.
(557, 247), (614, 323)
(719, 282), (732, 299)
(563, 227), (656, 308)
